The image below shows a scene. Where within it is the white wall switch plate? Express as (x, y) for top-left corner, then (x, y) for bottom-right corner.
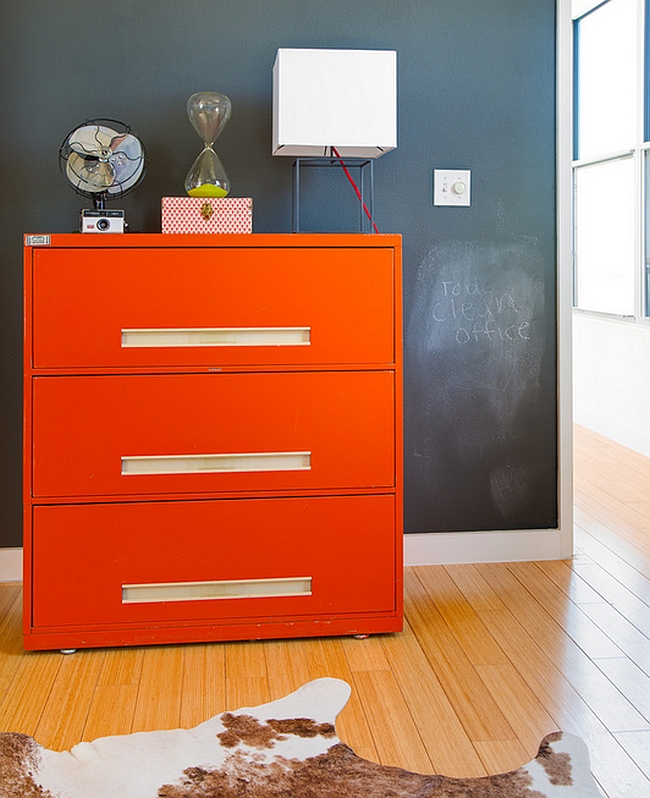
(433, 169), (471, 206)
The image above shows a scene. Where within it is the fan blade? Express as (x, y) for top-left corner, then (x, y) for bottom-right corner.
(68, 124), (118, 157)
(107, 133), (145, 193)
(66, 152), (115, 192)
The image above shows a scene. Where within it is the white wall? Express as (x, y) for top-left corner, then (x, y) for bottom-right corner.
(573, 311), (650, 456)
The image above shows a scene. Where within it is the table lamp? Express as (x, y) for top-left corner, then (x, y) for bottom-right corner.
(272, 48), (397, 231)
(272, 48), (397, 158)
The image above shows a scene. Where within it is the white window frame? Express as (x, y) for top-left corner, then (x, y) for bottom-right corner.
(572, 0), (648, 323)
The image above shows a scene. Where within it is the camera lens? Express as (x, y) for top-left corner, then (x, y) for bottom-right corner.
(96, 218), (110, 231)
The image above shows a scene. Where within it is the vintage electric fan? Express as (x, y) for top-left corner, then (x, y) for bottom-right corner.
(58, 118), (146, 231)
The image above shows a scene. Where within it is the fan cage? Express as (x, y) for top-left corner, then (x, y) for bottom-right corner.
(59, 118), (147, 209)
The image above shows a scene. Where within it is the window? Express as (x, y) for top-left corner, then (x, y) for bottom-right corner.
(572, 0), (646, 316)
(574, 155), (636, 314)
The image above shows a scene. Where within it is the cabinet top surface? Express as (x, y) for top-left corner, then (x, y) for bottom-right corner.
(24, 232), (402, 250)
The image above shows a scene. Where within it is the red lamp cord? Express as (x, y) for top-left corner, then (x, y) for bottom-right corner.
(331, 147), (380, 234)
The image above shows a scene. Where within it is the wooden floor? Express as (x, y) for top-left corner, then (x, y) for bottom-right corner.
(1, 424), (649, 798)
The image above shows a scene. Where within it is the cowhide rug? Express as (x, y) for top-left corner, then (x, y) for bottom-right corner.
(0, 677), (603, 798)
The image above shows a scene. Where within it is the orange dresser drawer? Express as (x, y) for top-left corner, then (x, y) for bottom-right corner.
(32, 371), (395, 498)
(31, 246), (395, 368)
(31, 495), (398, 629)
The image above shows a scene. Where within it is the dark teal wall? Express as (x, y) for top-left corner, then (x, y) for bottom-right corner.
(0, 0), (557, 547)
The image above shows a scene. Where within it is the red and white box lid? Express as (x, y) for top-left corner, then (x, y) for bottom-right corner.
(161, 197), (252, 234)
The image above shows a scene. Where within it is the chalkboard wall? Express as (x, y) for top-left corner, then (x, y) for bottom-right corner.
(406, 240), (557, 532)
(0, 0), (558, 548)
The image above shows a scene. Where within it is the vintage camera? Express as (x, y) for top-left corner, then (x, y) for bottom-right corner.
(81, 209), (125, 233)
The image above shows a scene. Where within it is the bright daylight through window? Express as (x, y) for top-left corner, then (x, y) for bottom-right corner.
(573, 0), (648, 316)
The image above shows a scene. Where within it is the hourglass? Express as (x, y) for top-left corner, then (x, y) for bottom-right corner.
(185, 91), (231, 197)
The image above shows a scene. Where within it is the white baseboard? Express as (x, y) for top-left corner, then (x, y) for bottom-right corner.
(404, 528), (572, 565)
(0, 548), (22, 582)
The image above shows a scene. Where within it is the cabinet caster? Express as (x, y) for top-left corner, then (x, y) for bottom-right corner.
(60, 649), (77, 655)
(353, 634), (369, 639)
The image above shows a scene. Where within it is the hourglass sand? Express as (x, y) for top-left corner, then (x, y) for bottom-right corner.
(185, 92), (231, 197)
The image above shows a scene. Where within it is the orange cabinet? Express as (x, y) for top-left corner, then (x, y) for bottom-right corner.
(23, 233), (403, 650)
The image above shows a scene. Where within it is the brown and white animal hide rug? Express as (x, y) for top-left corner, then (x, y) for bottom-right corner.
(0, 677), (603, 798)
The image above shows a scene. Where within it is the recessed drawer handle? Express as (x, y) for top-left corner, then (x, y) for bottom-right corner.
(121, 327), (311, 347)
(121, 451), (311, 476)
(122, 577), (313, 604)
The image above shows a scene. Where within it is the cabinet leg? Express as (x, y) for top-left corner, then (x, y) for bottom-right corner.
(60, 649), (77, 655)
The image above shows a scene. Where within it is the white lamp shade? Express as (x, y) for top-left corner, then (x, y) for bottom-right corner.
(272, 48), (397, 158)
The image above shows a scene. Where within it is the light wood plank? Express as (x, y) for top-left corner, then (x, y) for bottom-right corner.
(380, 618), (486, 777)
(225, 640), (270, 710)
(506, 560), (624, 660)
(264, 638), (312, 701)
(34, 650), (106, 750)
(533, 558), (607, 605)
(596, 658), (650, 721)
(416, 565), (510, 666)
(443, 563), (508, 611)
(0, 586), (26, 707)
(473, 737), (530, 776)
(341, 632), (392, 673)
(0, 652), (63, 737)
(131, 646), (184, 732)
(0, 584), (21, 620)
(82, 684), (139, 741)
(96, 646), (145, 687)
(224, 677), (271, 714)
(81, 647), (146, 739)
(404, 569), (516, 744)
(573, 557), (650, 621)
(303, 637), (378, 762)
(473, 662), (556, 754)
(180, 643), (226, 728)
(475, 605), (589, 733)
(579, 601), (650, 677)
(351, 669), (434, 773)
(612, 730), (650, 780)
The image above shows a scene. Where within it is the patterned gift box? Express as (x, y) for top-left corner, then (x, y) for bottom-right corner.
(161, 197), (253, 234)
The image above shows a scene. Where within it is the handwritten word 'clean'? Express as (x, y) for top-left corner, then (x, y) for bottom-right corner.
(432, 294), (521, 323)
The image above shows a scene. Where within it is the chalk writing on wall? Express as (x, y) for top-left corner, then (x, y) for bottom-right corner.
(430, 279), (532, 346)
(404, 240), (556, 532)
